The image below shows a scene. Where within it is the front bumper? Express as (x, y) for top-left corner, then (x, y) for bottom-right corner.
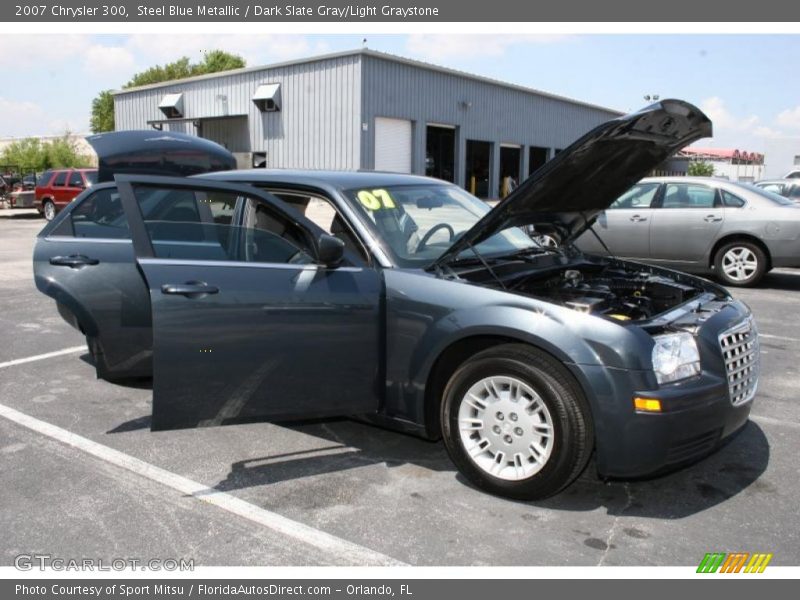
(599, 371), (752, 477)
(577, 300), (758, 478)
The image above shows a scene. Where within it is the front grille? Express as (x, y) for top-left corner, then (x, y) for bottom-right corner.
(719, 318), (759, 406)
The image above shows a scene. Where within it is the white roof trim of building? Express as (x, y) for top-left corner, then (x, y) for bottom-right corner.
(112, 49), (623, 116)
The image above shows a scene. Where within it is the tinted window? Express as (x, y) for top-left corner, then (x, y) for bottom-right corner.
(37, 171), (53, 187)
(661, 183), (716, 208)
(68, 171), (84, 187)
(71, 188), (130, 239)
(133, 186), (314, 264)
(52, 171), (68, 186)
(610, 183), (660, 209)
(789, 185), (800, 200)
(84, 171), (98, 185)
(721, 190), (746, 208)
(268, 190), (368, 263)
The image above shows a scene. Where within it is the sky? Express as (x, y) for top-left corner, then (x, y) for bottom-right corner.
(1, 33), (799, 152)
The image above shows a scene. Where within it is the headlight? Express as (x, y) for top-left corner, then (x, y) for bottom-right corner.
(652, 332), (701, 384)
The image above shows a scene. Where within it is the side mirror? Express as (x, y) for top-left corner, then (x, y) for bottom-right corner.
(317, 233), (345, 268)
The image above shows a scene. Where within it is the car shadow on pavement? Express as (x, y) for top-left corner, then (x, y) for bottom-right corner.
(211, 418), (453, 492)
(196, 416), (770, 520)
(756, 269), (800, 291)
(0, 210), (42, 220)
(535, 420), (770, 519)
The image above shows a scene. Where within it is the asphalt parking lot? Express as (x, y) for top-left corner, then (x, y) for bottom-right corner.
(1, 207), (798, 567)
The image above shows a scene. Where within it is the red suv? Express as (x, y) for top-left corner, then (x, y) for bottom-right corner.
(35, 168), (98, 220)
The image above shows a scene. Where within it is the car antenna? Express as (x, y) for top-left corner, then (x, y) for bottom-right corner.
(466, 239), (507, 290)
(581, 210), (616, 260)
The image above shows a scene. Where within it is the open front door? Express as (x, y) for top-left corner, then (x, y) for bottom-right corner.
(115, 174), (382, 430)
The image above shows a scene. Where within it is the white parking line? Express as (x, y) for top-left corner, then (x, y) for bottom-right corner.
(0, 346), (86, 369)
(0, 403), (405, 566)
(760, 333), (800, 344)
(751, 414), (800, 429)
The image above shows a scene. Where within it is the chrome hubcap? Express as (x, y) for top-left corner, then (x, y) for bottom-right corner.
(457, 375), (554, 481)
(533, 234), (559, 248)
(722, 247), (758, 282)
(44, 203), (55, 220)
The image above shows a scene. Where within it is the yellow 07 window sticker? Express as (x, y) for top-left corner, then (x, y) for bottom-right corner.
(357, 189), (396, 211)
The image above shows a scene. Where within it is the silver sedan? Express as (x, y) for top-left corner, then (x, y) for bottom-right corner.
(575, 176), (800, 286)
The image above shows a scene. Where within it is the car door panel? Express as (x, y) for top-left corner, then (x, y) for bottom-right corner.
(586, 209), (653, 258)
(574, 182), (659, 258)
(33, 188), (153, 378)
(115, 174), (382, 430)
(649, 183), (724, 264)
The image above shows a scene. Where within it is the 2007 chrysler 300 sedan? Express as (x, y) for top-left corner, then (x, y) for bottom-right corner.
(33, 100), (759, 499)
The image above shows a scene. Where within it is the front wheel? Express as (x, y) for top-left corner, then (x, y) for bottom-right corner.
(441, 344), (593, 500)
(714, 241), (767, 287)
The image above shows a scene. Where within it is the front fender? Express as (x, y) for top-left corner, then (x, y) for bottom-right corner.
(382, 269), (654, 430)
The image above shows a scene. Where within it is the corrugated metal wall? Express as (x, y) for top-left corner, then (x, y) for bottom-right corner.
(114, 50), (620, 192)
(114, 54), (362, 170)
(360, 54), (619, 194)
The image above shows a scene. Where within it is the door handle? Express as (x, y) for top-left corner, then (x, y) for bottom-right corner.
(161, 281), (219, 297)
(629, 215), (647, 222)
(49, 255), (99, 268)
(704, 214), (723, 222)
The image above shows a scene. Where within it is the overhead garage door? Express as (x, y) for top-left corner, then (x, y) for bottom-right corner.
(374, 117), (412, 173)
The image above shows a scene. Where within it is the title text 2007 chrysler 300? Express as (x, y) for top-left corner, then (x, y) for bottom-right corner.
(34, 100), (759, 499)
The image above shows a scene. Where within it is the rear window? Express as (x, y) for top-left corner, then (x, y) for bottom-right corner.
(84, 171), (98, 185)
(745, 184), (796, 206)
(70, 188), (130, 239)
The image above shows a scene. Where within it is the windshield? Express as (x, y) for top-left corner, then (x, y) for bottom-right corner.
(344, 183), (539, 267)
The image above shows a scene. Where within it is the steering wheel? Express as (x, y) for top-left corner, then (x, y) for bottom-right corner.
(417, 223), (456, 251)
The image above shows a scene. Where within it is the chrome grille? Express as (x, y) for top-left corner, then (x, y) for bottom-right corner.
(718, 318), (759, 406)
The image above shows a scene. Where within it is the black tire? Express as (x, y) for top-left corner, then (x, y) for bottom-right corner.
(440, 344), (593, 500)
(43, 200), (56, 221)
(713, 240), (767, 287)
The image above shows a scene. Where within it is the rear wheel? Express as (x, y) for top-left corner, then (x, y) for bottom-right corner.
(441, 344), (593, 500)
(714, 241), (767, 287)
(43, 200), (56, 221)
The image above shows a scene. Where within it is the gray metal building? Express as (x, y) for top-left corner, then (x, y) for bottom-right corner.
(113, 49), (620, 198)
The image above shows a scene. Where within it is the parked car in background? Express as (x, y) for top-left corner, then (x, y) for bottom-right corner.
(33, 101), (761, 500)
(754, 179), (800, 202)
(574, 176), (800, 287)
(784, 169), (800, 179)
(35, 168), (98, 221)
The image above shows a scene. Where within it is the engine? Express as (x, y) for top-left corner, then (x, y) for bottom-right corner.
(509, 266), (701, 321)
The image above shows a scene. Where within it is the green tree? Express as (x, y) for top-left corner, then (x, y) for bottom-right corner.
(90, 90), (115, 134)
(0, 134), (93, 172)
(89, 51), (246, 133)
(687, 160), (715, 177)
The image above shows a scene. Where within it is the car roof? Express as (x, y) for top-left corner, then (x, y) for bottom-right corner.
(198, 168), (448, 189)
(755, 179), (795, 184)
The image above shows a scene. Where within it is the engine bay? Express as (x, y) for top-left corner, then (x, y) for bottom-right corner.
(452, 257), (708, 322)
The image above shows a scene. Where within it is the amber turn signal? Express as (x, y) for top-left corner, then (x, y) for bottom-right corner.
(633, 397), (662, 412)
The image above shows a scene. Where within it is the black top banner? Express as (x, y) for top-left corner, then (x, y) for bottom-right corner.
(3, 0), (800, 22)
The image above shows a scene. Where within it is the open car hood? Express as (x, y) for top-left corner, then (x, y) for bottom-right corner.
(86, 130), (236, 183)
(434, 99), (712, 267)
